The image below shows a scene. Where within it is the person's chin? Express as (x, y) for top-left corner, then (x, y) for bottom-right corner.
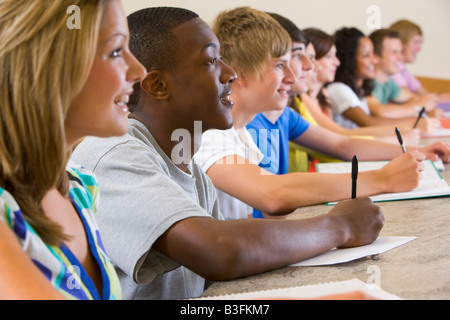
(207, 117), (234, 131)
(278, 98), (289, 109)
(111, 123), (129, 137)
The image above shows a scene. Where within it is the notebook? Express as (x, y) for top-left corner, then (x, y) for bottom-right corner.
(315, 159), (450, 204)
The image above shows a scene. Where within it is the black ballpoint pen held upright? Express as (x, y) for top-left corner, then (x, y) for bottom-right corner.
(351, 155), (358, 199)
(395, 127), (407, 153)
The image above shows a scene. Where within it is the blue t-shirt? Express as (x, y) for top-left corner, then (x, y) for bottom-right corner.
(246, 107), (310, 218)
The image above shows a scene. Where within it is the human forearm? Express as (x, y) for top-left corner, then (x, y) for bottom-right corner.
(215, 216), (348, 278)
(370, 103), (419, 119)
(207, 152), (422, 216)
(345, 125), (396, 137)
(295, 127), (404, 162)
(343, 107), (417, 128)
(268, 171), (385, 209)
(344, 126), (420, 147)
(337, 136), (404, 161)
(203, 216), (346, 280)
(358, 114), (417, 128)
(154, 198), (383, 281)
(263, 151), (423, 212)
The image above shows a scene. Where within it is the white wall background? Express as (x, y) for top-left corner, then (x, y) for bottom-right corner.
(122, 0), (450, 80)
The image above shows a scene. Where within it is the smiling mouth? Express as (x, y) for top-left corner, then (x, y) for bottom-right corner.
(114, 95), (130, 112)
(220, 89), (234, 107)
(221, 95), (234, 107)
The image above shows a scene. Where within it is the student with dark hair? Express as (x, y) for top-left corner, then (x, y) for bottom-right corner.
(366, 28), (440, 119)
(328, 27), (439, 134)
(72, 6), (386, 300)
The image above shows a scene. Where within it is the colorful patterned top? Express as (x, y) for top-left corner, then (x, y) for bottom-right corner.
(0, 163), (122, 300)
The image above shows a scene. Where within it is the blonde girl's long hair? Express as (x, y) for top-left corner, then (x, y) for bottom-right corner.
(0, 0), (106, 245)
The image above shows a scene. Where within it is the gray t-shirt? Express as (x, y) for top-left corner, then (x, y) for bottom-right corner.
(71, 119), (223, 300)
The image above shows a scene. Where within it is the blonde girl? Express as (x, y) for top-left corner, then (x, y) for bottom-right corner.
(0, 0), (145, 299)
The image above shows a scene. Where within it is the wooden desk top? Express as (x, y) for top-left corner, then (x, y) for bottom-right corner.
(202, 139), (450, 300)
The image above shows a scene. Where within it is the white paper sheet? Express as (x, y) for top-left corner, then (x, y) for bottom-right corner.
(290, 236), (417, 267)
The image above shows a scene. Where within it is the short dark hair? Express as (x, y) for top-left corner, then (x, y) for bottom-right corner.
(127, 7), (199, 110)
(369, 28), (400, 56)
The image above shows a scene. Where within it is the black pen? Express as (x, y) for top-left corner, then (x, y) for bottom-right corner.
(395, 127), (407, 153)
(413, 106), (426, 129)
(351, 155), (358, 199)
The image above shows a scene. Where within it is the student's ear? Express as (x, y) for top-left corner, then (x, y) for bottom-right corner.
(141, 70), (170, 99)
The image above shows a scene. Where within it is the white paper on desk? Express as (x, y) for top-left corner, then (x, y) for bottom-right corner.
(316, 160), (450, 204)
(290, 236), (417, 267)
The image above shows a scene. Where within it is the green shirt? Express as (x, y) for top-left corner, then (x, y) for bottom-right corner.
(373, 78), (402, 104)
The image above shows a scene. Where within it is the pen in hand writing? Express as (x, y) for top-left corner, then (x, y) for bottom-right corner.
(413, 106), (425, 129)
(351, 155), (358, 199)
(395, 127), (407, 153)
